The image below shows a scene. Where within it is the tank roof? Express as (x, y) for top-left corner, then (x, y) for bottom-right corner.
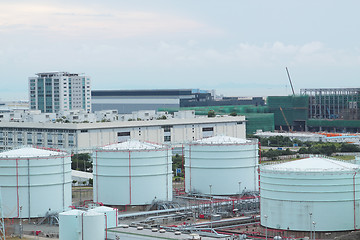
(195, 136), (250, 144)
(262, 156), (360, 172)
(102, 140), (164, 150)
(60, 209), (103, 216)
(0, 147), (66, 158)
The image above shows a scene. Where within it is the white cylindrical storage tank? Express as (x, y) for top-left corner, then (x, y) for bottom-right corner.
(89, 206), (118, 228)
(93, 140), (172, 205)
(260, 156), (360, 231)
(185, 136), (258, 195)
(355, 155), (360, 165)
(59, 209), (105, 240)
(0, 147), (72, 218)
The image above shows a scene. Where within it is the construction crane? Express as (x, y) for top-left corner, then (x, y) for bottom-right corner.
(279, 107), (292, 132)
(286, 67), (295, 95)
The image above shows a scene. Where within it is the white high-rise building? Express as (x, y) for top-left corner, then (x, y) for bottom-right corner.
(29, 72), (91, 113)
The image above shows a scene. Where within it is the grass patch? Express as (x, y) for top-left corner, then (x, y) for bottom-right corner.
(332, 155), (356, 161)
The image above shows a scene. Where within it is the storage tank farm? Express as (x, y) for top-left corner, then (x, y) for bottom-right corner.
(185, 136), (259, 195)
(0, 147), (72, 218)
(260, 156), (360, 232)
(93, 139), (172, 206)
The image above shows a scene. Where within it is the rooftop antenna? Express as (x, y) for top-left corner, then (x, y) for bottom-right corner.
(286, 67), (295, 96)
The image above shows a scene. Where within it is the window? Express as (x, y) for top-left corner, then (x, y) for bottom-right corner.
(118, 132), (130, 136)
(162, 126), (172, 132)
(27, 133), (32, 144)
(164, 136), (171, 142)
(202, 127), (214, 132)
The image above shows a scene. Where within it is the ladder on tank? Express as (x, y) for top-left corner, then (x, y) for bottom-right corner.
(0, 188), (5, 240)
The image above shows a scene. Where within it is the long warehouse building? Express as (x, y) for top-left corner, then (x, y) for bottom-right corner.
(0, 116), (246, 151)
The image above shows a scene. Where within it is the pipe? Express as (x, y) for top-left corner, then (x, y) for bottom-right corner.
(182, 144), (185, 191)
(27, 158), (31, 220)
(16, 158), (20, 218)
(189, 144), (192, 193)
(105, 213), (108, 240)
(354, 171), (357, 230)
(128, 151), (132, 205)
(95, 151), (99, 202)
(81, 212), (84, 240)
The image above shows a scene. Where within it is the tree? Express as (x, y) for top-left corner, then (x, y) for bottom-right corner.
(172, 154), (184, 177)
(208, 110), (215, 118)
(71, 153), (92, 172)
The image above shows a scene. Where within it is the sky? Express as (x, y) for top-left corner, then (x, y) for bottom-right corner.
(1, 0), (360, 100)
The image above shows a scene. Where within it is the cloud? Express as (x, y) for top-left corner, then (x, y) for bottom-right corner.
(0, 2), (218, 39)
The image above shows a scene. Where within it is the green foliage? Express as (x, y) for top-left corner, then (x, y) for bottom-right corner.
(157, 115), (167, 120)
(261, 148), (296, 160)
(88, 178), (93, 186)
(172, 154), (184, 177)
(208, 110), (215, 118)
(71, 153), (92, 172)
(340, 143), (360, 152)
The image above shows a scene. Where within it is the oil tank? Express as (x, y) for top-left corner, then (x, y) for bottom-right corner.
(260, 156), (360, 231)
(355, 155), (360, 165)
(89, 206), (118, 228)
(59, 209), (105, 240)
(93, 140), (172, 205)
(185, 136), (258, 195)
(0, 147), (72, 218)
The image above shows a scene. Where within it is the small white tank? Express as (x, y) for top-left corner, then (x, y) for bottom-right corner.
(0, 147), (72, 218)
(93, 140), (172, 205)
(89, 206), (118, 228)
(59, 209), (105, 240)
(185, 136), (258, 195)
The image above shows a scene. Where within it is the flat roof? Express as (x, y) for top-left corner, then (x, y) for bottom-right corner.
(92, 89), (211, 97)
(0, 116), (246, 130)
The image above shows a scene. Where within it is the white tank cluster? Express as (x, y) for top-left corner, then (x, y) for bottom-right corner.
(185, 136), (259, 195)
(59, 209), (105, 240)
(260, 156), (360, 231)
(0, 147), (72, 218)
(93, 140), (172, 206)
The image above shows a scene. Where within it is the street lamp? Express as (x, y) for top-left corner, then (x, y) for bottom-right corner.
(19, 206), (23, 239)
(312, 221), (316, 240)
(238, 181), (242, 199)
(264, 215), (268, 240)
(309, 212), (312, 240)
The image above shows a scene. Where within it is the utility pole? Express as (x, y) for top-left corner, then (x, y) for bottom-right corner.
(0, 188), (5, 240)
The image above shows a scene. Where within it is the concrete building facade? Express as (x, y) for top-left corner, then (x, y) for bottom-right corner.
(0, 116), (246, 151)
(29, 72), (91, 113)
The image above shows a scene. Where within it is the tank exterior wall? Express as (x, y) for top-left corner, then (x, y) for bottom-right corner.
(185, 141), (259, 195)
(90, 206), (118, 228)
(0, 155), (72, 218)
(59, 210), (105, 240)
(260, 169), (360, 231)
(93, 149), (172, 205)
